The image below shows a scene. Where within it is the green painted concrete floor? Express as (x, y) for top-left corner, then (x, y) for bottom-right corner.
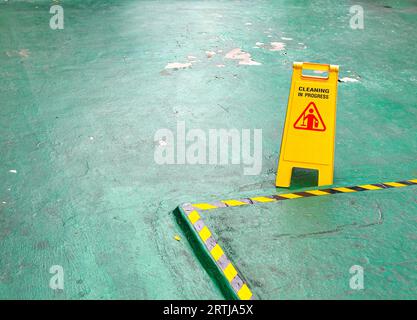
(1, 0), (416, 299)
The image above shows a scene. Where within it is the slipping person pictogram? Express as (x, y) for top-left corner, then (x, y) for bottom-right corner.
(293, 101), (326, 131)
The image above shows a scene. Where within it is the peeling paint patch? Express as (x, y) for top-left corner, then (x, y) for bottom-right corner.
(339, 77), (359, 83)
(225, 48), (261, 66)
(5, 49), (30, 58)
(270, 42), (286, 51)
(206, 51), (216, 58)
(165, 62), (192, 70)
(18, 49), (30, 58)
(240, 59), (261, 66)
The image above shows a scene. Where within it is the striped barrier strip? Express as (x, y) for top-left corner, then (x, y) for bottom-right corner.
(180, 178), (416, 300)
(191, 179), (417, 211)
(180, 204), (253, 300)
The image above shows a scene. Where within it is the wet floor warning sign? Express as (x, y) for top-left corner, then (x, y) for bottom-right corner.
(276, 62), (339, 187)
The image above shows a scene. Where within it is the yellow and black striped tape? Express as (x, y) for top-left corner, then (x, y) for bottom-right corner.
(181, 204), (253, 300)
(191, 179), (417, 211)
(180, 178), (416, 300)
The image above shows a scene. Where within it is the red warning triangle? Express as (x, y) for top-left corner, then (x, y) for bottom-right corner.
(293, 102), (326, 132)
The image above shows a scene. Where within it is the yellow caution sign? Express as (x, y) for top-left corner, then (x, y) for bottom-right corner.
(276, 62), (339, 187)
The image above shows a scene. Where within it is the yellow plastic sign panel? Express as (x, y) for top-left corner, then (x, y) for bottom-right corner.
(276, 62), (339, 187)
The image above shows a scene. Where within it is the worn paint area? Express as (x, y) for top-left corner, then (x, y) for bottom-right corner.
(205, 51), (216, 58)
(339, 77), (360, 83)
(225, 48), (261, 66)
(165, 62), (192, 70)
(270, 42), (286, 51)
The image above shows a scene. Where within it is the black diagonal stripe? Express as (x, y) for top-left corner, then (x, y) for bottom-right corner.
(246, 198), (255, 204)
(379, 183), (396, 189)
(371, 183), (393, 189)
(293, 192), (316, 198)
(398, 180), (414, 186)
(320, 188), (342, 194)
(271, 195), (290, 201)
(347, 186), (367, 192)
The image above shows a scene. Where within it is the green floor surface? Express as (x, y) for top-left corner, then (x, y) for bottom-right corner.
(1, 0), (416, 299)
(202, 186), (417, 299)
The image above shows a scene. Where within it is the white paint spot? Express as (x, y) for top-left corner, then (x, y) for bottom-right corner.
(165, 62), (192, 70)
(187, 55), (197, 61)
(18, 49), (30, 58)
(225, 48), (261, 66)
(245, 22), (252, 26)
(206, 51), (216, 58)
(270, 42), (286, 51)
(339, 77), (359, 83)
(240, 59), (262, 66)
(159, 139), (168, 146)
(9, 170), (17, 174)
(267, 35), (272, 38)
(89, 136), (94, 140)
(216, 64), (225, 68)
(255, 42), (264, 47)
(217, 49), (223, 53)
(224, 48), (245, 60)
(281, 37), (293, 40)
(2, 201), (6, 204)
